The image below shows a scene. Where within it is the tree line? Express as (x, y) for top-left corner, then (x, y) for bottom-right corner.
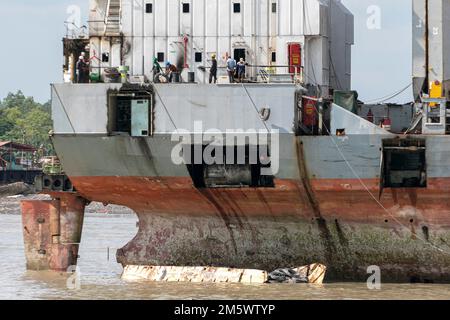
(0, 91), (53, 154)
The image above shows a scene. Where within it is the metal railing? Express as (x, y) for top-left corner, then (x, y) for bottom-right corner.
(200, 65), (304, 84)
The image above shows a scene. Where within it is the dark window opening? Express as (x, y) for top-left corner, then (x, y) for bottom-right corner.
(233, 48), (246, 62)
(195, 52), (203, 62)
(186, 145), (275, 188)
(271, 52), (277, 62)
(145, 3), (153, 13)
(102, 52), (109, 62)
(183, 3), (190, 13)
(233, 3), (241, 13)
(382, 139), (427, 188)
(116, 98), (132, 134)
(157, 52), (164, 62)
(272, 3), (277, 13)
(108, 88), (153, 137)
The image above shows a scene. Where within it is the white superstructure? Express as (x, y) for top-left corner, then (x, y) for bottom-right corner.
(88, 0), (353, 95)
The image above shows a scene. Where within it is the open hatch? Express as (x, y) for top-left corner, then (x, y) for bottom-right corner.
(381, 138), (427, 189)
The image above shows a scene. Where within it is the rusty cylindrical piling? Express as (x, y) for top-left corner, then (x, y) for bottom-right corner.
(21, 194), (86, 272)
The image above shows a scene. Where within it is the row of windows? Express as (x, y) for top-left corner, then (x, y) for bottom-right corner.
(145, 3), (277, 14)
(154, 51), (277, 63)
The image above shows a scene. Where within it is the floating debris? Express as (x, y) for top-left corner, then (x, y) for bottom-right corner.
(122, 264), (327, 285)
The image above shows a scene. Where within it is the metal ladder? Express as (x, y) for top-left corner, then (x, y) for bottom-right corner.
(104, 0), (122, 36)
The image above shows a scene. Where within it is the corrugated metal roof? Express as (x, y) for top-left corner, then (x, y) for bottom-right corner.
(0, 141), (37, 152)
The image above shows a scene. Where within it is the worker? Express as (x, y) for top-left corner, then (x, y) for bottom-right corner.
(209, 54), (218, 84)
(76, 56), (89, 83)
(226, 56), (237, 83)
(152, 57), (163, 82)
(236, 58), (246, 83)
(165, 62), (178, 82)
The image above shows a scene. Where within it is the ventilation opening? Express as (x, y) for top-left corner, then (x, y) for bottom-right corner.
(382, 139), (427, 188)
(108, 86), (154, 137)
(186, 145), (275, 188)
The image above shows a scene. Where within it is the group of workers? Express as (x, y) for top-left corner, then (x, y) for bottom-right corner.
(152, 58), (179, 83)
(152, 54), (247, 84)
(225, 56), (247, 83)
(76, 51), (248, 84)
(211, 55), (247, 84)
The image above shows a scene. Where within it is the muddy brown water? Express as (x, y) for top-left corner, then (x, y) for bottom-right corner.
(0, 196), (449, 300)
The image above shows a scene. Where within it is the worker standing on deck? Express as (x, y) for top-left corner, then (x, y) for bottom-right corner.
(226, 56), (237, 83)
(152, 57), (163, 82)
(165, 62), (178, 83)
(76, 56), (89, 83)
(236, 58), (246, 83)
(209, 54), (218, 84)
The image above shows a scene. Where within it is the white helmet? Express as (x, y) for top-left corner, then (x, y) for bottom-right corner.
(79, 56), (84, 60)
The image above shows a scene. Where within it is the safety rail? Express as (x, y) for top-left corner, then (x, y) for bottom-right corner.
(201, 65), (304, 84)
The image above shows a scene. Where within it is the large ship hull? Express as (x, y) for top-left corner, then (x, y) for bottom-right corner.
(51, 129), (450, 282)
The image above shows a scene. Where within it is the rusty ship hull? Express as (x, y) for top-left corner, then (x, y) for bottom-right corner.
(43, 82), (450, 283)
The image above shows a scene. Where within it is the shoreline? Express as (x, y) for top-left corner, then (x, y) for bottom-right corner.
(0, 193), (135, 216)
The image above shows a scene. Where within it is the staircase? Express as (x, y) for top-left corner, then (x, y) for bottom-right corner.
(104, 0), (122, 36)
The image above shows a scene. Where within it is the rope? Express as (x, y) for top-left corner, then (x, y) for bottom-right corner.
(241, 83), (270, 132)
(364, 83), (413, 104)
(314, 103), (450, 255)
(152, 85), (178, 131)
(52, 85), (76, 133)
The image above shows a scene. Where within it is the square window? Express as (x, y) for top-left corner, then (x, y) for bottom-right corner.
(233, 3), (241, 13)
(195, 52), (202, 62)
(183, 3), (190, 13)
(145, 3), (153, 13)
(272, 3), (277, 13)
(157, 52), (164, 62)
(271, 52), (277, 62)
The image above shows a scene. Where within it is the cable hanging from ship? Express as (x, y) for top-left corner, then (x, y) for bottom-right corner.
(364, 82), (413, 104)
(312, 103), (450, 256)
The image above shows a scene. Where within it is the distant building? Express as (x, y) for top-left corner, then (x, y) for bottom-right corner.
(0, 141), (41, 185)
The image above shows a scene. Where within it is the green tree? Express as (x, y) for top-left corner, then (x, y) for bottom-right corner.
(0, 91), (53, 154)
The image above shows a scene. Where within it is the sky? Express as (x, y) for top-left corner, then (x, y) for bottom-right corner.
(0, 0), (412, 103)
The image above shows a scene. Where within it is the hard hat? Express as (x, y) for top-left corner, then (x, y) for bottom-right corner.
(212, 54), (216, 59)
(166, 62), (171, 66)
(79, 56), (84, 60)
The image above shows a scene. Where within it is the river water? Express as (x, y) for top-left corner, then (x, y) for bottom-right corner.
(0, 205), (449, 300)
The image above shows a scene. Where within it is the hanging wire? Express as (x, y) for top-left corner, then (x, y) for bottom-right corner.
(241, 83), (270, 132)
(311, 103), (450, 256)
(152, 85), (178, 131)
(364, 83), (413, 104)
(52, 85), (76, 133)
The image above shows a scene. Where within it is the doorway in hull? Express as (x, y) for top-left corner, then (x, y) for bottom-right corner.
(381, 139), (427, 190)
(107, 85), (154, 137)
